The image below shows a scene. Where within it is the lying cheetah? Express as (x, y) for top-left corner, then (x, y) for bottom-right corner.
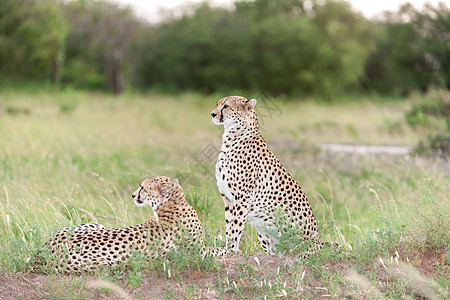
(36, 176), (207, 273)
(211, 96), (323, 256)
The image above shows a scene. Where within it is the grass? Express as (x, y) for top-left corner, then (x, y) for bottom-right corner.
(0, 88), (448, 298)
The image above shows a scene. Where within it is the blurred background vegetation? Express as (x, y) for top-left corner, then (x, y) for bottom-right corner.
(1, 0), (449, 154)
(0, 0), (448, 97)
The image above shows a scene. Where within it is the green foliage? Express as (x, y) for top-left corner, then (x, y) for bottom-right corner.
(185, 283), (201, 299)
(60, 0), (139, 93)
(185, 188), (215, 222)
(0, 0), (67, 80)
(61, 59), (106, 90)
(414, 134), (450, 157)
(0, 224), (48, 272)
(406, 91), (450, 128)
(271, 209), (308, 255)
(45, 277), (89, 300)
(405, 90), (450, 156)
(105, 250), (146, 288)
(166, 227), (221, 273)
(1, 0), (448, 96)
(348, 180), (450, 265)
(415, 2), (450, 90)
(363, 3), (450, 94)
(129, 0), (448, 97)
(131, 0), (374, 97)
(130, 4), (255, 93)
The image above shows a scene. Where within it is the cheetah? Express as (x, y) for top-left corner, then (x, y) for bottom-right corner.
(36, 176), (207, 273)
(211, 96), (323, 257)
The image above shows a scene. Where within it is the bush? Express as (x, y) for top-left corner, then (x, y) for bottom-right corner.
(406, 90), (450, 157)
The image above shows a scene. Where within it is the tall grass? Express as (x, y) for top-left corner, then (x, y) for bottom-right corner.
(0, 89), (448, 274)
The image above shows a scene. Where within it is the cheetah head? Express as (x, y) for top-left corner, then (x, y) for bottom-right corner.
(211, 96), (257, 128)
(132, 176), (180, 212)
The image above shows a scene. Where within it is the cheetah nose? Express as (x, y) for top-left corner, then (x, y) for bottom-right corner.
(211, 112), (217, 118)
(132, 193), (136, 199)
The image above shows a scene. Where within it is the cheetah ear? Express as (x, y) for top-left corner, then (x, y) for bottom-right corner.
(173, 178), (179, 186)
(245, 99), (257, 110)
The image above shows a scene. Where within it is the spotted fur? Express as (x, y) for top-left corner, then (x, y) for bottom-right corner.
(211, 96), (323, 257)
(37, 176), (213, 273)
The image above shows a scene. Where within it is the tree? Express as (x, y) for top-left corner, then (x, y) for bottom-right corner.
(234, 0), (375, 96)
(362, 2), (449, 94)
(131, 0), (374, 97)
(130, 3), (255, 93)
(415, 2), (450, 90)
(61, 0), (140, 93)
(0, 0), (67, 82)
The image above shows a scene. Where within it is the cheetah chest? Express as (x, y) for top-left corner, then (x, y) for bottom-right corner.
(215, 150), (235, 204)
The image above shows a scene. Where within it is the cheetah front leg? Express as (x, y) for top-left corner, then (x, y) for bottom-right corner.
(301, 224), (324, 259)
(256, 232), (277, 255)
(223, 195), (248, 253)
(247, 210), (279, 255)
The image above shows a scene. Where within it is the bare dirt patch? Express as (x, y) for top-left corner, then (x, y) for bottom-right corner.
(1, 250), (447, 299)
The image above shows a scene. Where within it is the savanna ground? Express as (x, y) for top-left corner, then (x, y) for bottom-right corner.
(0, 88), (448, 299)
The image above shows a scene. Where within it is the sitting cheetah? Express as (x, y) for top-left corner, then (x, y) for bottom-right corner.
(211, 96), (323, 256)
(37, 176), (208, 273)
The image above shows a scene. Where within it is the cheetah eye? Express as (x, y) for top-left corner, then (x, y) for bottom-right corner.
(223, 105), (228, 109)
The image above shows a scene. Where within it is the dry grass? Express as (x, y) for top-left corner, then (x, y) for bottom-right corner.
(0, 89), (448, 298)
